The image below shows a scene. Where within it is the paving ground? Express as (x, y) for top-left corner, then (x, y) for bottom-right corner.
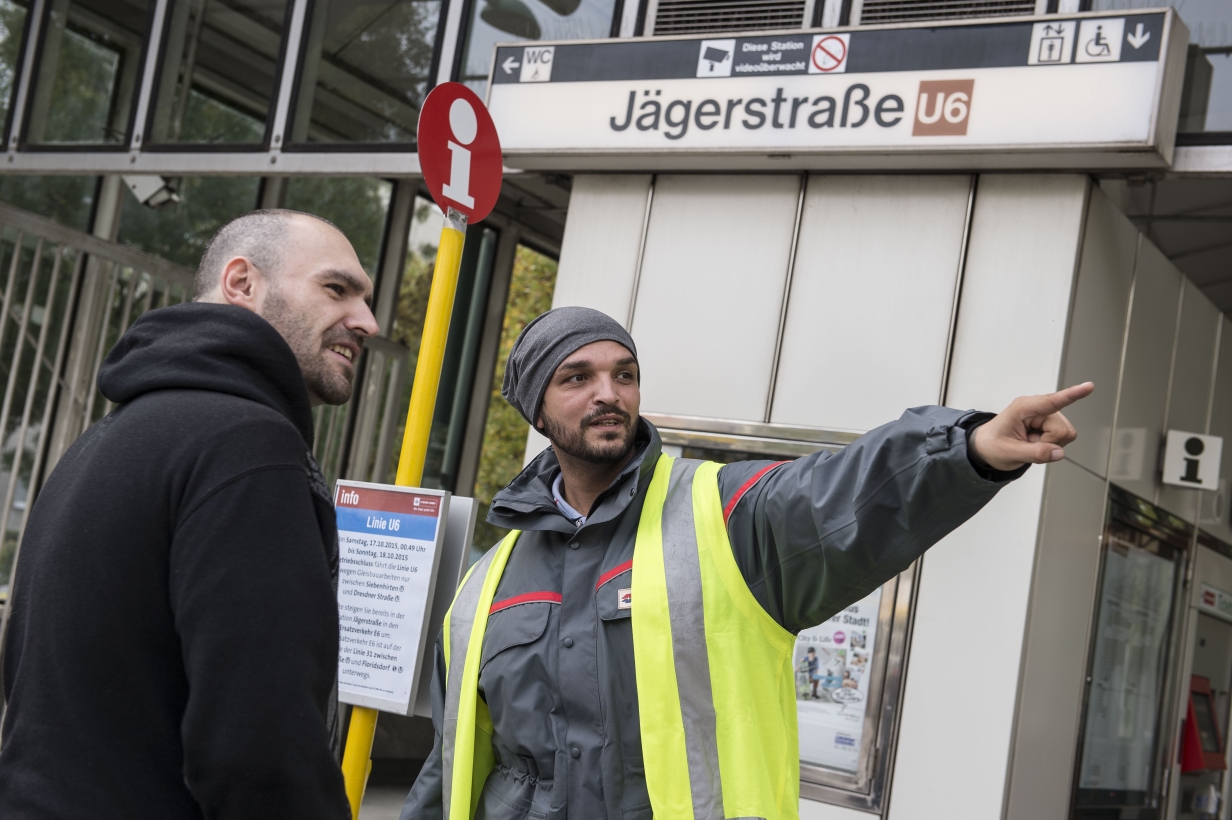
(360, 786), (408, 820)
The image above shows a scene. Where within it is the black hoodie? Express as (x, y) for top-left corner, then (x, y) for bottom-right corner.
(0, 303), (348, 820)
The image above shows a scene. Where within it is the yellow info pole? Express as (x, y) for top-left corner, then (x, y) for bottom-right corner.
(340, 207), (468, 818)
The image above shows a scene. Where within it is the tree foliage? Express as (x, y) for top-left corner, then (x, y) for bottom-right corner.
(471, 245), (557, 552)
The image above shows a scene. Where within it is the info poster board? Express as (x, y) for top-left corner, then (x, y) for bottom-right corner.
(414, 496), (477, 718)
(334, 480), (449, 715)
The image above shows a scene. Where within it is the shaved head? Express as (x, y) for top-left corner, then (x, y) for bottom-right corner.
(192, 208), (378, 405)
(193, 209), (339, 300)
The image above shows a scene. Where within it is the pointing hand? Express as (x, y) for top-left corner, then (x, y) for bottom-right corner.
(969, 382), (1095, 472)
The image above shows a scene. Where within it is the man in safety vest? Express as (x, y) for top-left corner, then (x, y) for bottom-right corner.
(399, 306), (1092, 820)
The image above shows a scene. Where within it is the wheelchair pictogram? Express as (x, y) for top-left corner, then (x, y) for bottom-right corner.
(1084, 25), (1111, 58)
(1075, 17), (1124, 64)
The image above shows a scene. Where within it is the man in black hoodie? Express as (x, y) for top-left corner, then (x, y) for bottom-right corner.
(0, 210), (377, 819)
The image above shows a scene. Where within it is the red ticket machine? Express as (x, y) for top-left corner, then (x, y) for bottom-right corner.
(1182, 676), (1228, 773)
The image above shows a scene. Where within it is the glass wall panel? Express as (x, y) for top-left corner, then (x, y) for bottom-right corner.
(0, 0), (29, 138)
(1093, 1), (1232, 136)
(458, 0), (616, 93)
(0, 175), (96, 230)
(289, 0), (442, 145)
(25, 0), (151, 145)
(116, 175), (260, 268)
(148, 0), (288, 145)
(283, 176), (392, 275)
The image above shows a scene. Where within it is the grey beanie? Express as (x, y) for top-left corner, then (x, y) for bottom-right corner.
(501, 306), (638, 424)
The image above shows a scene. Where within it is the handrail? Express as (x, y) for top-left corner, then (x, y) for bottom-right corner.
(0, 202), (196, 288)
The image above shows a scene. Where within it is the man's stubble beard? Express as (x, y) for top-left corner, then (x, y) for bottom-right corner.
(262, 285), (356, 405)
(540, 405), (638, 466)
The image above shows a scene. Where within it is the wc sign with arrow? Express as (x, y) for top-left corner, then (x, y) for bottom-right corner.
(502, 45), (555, 82)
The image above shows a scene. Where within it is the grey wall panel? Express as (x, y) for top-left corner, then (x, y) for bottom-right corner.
(1005, 460), (1107, 820)
(631, 175), (799, 420)
(1159, 279), (1221, 521)
(1108, 239), (1182, 501)
(1202, 317), (1232, 540)
(770, 175), (971, 433)
(944, 175), (1090, 412)
(892, 174), (1089, 820)
(552, 174), (652, 322)
(1059, 188), (1137, 479)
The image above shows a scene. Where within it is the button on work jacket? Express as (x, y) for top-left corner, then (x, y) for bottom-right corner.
(400, 407), (1024, 820)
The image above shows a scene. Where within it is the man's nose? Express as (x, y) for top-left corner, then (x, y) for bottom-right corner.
(592, 374), (621, 405)
(347, 300), (380, 339)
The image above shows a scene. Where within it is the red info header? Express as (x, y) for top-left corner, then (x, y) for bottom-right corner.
(334, 485), (441, 517)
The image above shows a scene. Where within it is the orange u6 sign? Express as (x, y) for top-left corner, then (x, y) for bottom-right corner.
(417, 83), (502, 222)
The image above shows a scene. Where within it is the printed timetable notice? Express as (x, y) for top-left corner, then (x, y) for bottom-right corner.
(334, 481), (449, 715)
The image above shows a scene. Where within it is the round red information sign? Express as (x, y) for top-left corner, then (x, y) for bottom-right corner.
(417, 83), (502, 223)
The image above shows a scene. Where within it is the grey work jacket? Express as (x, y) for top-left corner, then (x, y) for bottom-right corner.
(400, 408), (1024, 820)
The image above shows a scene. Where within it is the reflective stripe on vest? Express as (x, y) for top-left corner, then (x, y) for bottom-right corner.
(441, 454), (799, 820)
(441, 531), (517, 820)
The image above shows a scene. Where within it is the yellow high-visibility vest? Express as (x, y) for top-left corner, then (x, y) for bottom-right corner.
(439, 455), (800, 820)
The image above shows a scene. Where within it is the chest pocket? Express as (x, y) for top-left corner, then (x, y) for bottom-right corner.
(597, 577), (632, 622)
(481, 602), (552, 669)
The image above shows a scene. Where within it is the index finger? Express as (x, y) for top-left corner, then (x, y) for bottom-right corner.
(1018, 382), (1095, 416)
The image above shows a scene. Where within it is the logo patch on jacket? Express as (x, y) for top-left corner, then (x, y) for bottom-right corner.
(618, 588), (632, 610)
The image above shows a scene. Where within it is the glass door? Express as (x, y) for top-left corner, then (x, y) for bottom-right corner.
(1072, 486), (1192, 819)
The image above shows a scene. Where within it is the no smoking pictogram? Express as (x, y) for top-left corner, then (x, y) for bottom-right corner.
(809, 33), (850, 74)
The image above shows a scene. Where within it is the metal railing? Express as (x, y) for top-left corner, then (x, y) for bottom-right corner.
(0, 202), (195, 604)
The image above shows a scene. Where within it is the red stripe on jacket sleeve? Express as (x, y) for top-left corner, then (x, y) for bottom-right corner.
(489, 591), (563, 614)
(722, 462), (788, 524)
(596, 560), (633, 590)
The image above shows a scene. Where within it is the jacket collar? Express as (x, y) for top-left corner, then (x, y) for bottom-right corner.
(486, 418), (663, 535)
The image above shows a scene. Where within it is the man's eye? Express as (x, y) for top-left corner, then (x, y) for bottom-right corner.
(326, 284), (345, 295)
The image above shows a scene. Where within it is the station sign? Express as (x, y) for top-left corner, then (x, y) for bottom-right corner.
(334, 481), (449, 715)
(486, 10), (1187, 171)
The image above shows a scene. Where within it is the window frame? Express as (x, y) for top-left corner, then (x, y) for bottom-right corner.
(18, 0), (158, 151)
(281, 0), (451, 153)
(140, 0), (297, 152)
(0, 0), (38, 149)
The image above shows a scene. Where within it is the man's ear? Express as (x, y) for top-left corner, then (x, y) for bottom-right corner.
(217, 257), (263, 312)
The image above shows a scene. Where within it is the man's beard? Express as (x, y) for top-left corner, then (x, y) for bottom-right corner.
(540, 404), (638, 465)
(262, 286), (358, 405)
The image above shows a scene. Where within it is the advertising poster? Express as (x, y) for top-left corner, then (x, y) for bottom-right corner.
(794, 587), (882, 774)
(334, 481), (449, 715)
